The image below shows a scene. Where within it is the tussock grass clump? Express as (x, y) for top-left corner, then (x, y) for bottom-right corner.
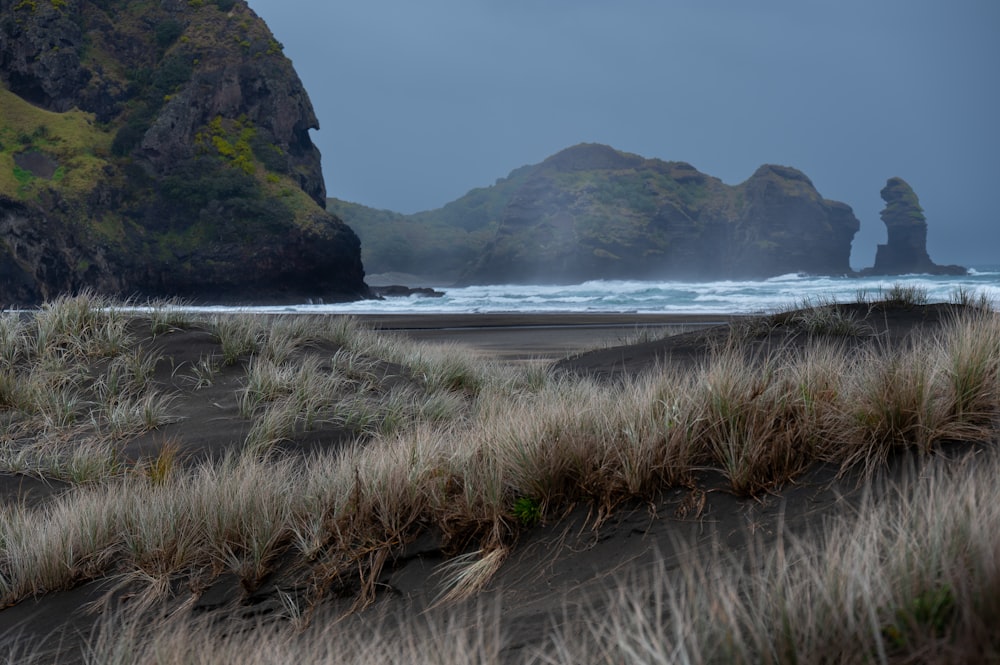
(0, 435), (121, 484)
(467, 373), (692, 513)
(939, 308), (1000, 427)
(146, 297), (195, 336)
(0, 294), (174, 481)
(677, 349), (829, 494)
(98, 392), (175, 440)
(0, 454), (299, 602)
(94, 348), (161, 403)
(209, 313), (265, 365)
(262, 318), (315, 364)
(842, 341), (946, 471)
(836, 307), (1000, 474)
(188, 353), (219, 389)
(879, 282), (930, 307)
(545, 452), (1000, 665)
(949, 285), (994, 310)
(31, 290), (135, 360)
(790, 303), (871, 337)
(237, 344), (471, 453)
(238, 355), (332, 418)
(405, 342), (489, 394)
(732, 297), (872, 341)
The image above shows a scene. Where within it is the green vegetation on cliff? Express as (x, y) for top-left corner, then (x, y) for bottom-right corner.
(0, 0), (366, 303)
(880, 176), (926, 225)
(0, 86), (113, 200)
(336, 144), (859, 285)
(330, 164), (533, 281)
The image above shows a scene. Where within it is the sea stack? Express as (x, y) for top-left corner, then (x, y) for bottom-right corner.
(866, 177), (966, 276)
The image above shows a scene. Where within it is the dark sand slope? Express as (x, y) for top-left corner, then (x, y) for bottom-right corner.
(555, 301), (969, 379)
(0, 303), (997, 662)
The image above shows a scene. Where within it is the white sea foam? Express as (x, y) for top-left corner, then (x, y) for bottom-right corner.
(164, 267), (1000, 315)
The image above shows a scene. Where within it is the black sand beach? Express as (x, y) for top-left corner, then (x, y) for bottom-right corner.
(0, 302), (996, 663)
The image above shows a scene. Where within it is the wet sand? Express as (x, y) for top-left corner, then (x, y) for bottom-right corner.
(358, 312), (738, 361)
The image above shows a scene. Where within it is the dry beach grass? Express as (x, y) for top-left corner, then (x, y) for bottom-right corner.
(0, 290), (998, 663)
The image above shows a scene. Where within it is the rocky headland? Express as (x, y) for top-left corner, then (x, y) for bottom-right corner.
(0, 0), (368, 305)
(860, 177), (966, 276)
(340, 143), (862, 285)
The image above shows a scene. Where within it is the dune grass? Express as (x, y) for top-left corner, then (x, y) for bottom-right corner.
(6, 449), (998, 665)
(0, 292), (998, 661)
(0, 292), (172, 482)
(544, 450), (1000, 665)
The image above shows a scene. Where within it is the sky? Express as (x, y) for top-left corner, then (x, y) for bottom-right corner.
(246, 0), (1000, 269)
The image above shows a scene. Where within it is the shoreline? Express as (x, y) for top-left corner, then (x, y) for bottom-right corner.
(357, 312), (739, 360)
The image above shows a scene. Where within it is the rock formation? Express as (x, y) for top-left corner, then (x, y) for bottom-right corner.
(865, 177), (966, 276)
(0, 0), (368, 304)
(453, 144), (860, 284)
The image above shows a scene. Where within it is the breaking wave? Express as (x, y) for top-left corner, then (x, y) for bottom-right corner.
(182, 266), (1000, 315)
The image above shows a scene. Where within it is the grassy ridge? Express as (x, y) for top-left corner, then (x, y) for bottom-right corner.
(0, 85), (114, 200)
(0, 292), (998, 661)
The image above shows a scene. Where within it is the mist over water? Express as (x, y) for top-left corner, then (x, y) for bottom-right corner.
(182, 268), (1000, 315)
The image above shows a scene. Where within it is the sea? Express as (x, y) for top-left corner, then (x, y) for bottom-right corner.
(186, 266), (1000, 316)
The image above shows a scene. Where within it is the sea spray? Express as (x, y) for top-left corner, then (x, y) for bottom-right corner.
(151, 268), (1000, 315)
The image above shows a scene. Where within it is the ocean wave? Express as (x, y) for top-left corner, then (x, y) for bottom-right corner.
(167, 273), (1000, 315)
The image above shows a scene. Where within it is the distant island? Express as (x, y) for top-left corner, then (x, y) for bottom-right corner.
(335, 144), (965, 286)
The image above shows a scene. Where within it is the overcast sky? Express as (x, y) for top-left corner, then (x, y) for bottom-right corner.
(246, 0), (999, 268)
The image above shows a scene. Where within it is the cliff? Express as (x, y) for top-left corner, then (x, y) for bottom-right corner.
(458, 144), (859, 284)
(864, 177), (966, 276)
(329, 164), (531, 283)
(340, 144), (860, 285)
(0, 0), (368, 304)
